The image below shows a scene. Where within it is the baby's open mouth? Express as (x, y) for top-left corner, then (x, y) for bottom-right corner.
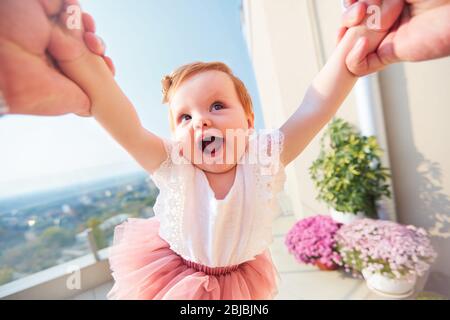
(199, 135), (224, 157)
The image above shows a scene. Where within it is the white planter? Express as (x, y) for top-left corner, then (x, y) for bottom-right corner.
(362, 268), (417, 298)
(330, 208), (365, 224)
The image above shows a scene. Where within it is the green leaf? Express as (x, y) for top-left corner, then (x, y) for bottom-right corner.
(308, 117), (392, 213)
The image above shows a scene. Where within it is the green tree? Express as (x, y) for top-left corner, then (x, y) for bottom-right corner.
(39, 226), (75, 247)
(87, 218), (107, 249)
(0, 267), (14, 285)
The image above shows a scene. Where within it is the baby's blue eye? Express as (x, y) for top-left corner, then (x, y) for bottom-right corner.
(180, 114), (191, 122)
(211, 102), (224, 111)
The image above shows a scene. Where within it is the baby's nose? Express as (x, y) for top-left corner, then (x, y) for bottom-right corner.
(193, 117), (212, 129)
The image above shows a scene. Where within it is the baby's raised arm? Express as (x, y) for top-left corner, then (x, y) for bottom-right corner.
(49, 4), (167, 173)
(279, 0), (404, 166)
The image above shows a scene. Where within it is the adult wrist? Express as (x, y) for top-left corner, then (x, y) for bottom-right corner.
(0, 89), (9, 117)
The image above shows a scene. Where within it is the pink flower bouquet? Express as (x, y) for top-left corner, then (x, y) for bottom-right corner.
(335, 218), (437, 279)
(285, 215), (342, 269)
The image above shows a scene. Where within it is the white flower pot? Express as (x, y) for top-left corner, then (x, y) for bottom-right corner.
(330, 208), (365, 224)
(362, 268), (417, 298)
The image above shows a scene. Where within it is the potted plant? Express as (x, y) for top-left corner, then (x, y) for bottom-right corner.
(285, 215), (342, 270)
(309, 118), (391, 224)
(335, 219), (437, 297)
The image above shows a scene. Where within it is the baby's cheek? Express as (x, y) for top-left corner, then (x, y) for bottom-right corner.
(224, 138), (247, 164)
(174, 128), (185, 141)
(175, 132), (196, 162)
(175, 129), (193, 146)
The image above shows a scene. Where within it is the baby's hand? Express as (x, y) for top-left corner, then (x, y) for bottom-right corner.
(48, 0), (114, 75)
(337, 0), (405, 76)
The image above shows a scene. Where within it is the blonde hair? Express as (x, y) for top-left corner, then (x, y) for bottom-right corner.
(161, 61), (254, 131)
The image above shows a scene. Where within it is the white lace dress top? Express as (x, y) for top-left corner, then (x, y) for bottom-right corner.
(151, 130), (286, 267)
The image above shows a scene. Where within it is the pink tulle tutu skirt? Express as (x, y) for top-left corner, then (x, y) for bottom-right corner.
(107, 217), (280, 300)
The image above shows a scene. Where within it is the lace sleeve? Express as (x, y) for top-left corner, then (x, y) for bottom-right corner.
(251, 129), (285, 177)
(247, 129), (287, 221)
(149, 138), (188, 254)
(151, 138), (182, 186)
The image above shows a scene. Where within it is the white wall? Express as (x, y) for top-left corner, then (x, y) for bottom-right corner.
(242, 0), (450, 296)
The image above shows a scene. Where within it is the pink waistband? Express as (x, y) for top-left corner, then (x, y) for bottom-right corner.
(181, 257), (241, 276)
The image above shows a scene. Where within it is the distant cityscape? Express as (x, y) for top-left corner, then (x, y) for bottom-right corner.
(0, 171), (159, 286)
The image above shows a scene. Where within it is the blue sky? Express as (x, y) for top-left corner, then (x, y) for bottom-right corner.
(0, 0), (264, 199)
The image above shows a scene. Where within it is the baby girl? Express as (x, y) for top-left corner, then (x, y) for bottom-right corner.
(48, 0), (404, 299)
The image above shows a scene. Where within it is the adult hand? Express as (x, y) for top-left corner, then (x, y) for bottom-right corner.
(0, 0), (113, 117)
(338, 0), (450, 75)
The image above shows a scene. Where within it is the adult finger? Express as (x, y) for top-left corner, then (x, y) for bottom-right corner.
(369, 0), (405, 32)
(84, 32), (105, 56)
(347, 37), (369, 68)
(336, 26), (348, 46)
(375, 35), (399, 66)
(0, 90), (9, 115)
(342, 0), (357, 9)
(38, 0), (64, 16)
(343, 0), (405, 32)
(373, 6), (405, 66)
(342, 2), (367, 28)
(103, 56), (116, 76)
(346, 37), (369, 75)
(346, 37), (386, 76)
(64, 0), (81, 7)
(84, 33), (115, 75)
(82, 12), (96, 33)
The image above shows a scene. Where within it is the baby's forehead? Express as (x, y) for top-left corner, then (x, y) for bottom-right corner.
(171, 71), (236, 108)
(182, 71), (234, 93)
(170, 91), (227, 112)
